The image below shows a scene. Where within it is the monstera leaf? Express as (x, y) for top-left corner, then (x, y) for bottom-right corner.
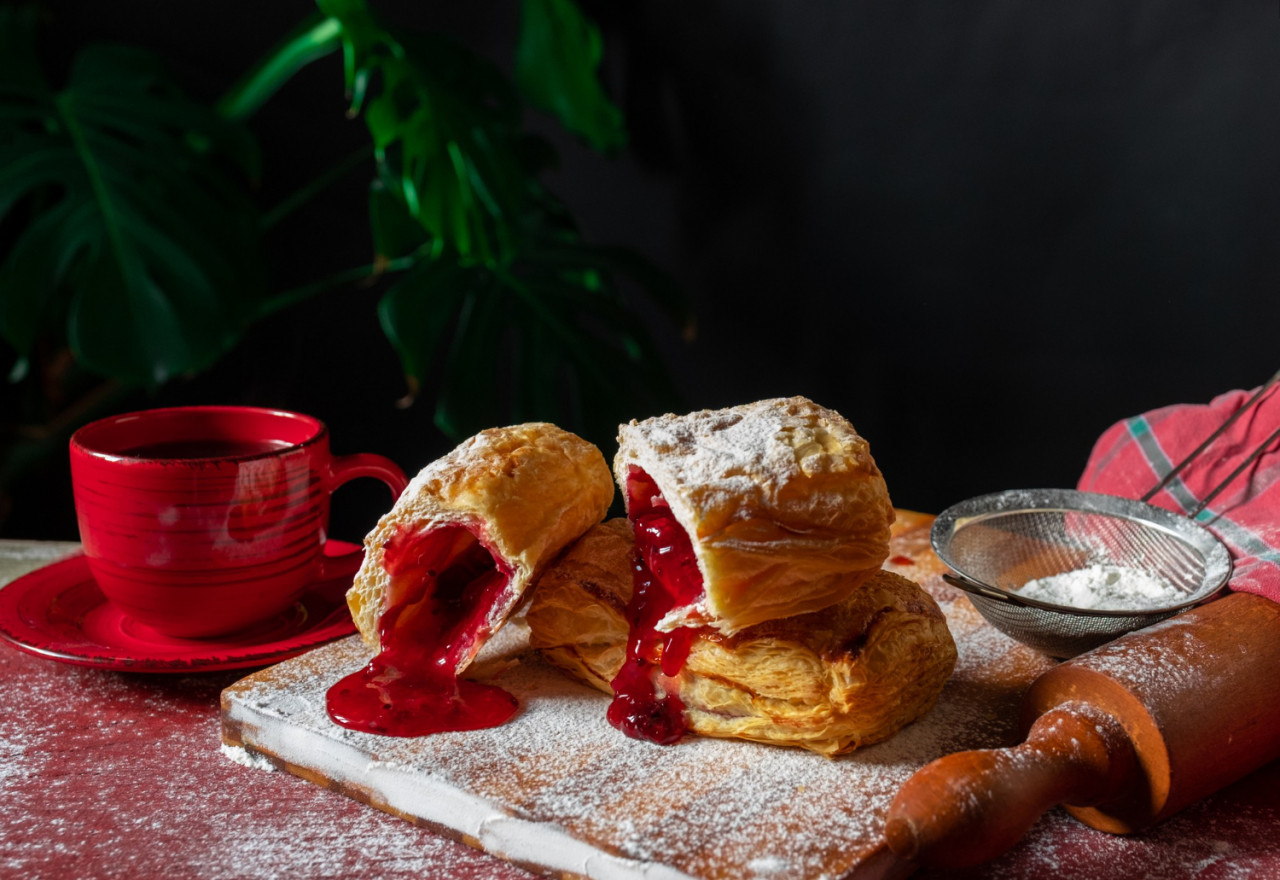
(0, 7), (264, 386)
(314, 0), (689, 442)
(315, 0), (535, 263)
(1, 0), (688, 446)
(377, 235), (686, 443)
(516, 0), (627, 154)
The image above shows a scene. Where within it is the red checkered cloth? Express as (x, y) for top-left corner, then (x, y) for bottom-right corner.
(1078, 380), (1280, 602)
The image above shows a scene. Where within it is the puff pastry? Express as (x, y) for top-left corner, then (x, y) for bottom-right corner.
(327, 423), (613, 737)
(614, 396), (894, 635)
(347, 422), (614, 663)
(527, 519), (957, 756)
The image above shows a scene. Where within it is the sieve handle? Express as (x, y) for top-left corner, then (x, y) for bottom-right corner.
(942, 572), (1025, 604)
(884, 704), (1136, 869)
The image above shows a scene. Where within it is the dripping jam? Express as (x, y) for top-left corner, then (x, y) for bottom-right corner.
(607, 467), (705, 744)
(326, 524), (518, 737)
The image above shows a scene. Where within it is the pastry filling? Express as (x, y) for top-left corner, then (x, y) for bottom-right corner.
(326, 524), (518, 736)
(607, 467), (704, 744)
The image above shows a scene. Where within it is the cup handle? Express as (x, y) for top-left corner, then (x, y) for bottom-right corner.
(317, 453), (409, 582)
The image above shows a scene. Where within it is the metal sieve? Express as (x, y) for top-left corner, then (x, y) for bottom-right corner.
(931, 373), (1280, 658)
(931, 488), (1232, 658)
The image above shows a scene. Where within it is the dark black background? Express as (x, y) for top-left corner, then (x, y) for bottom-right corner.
(4, 0), (1278, 542)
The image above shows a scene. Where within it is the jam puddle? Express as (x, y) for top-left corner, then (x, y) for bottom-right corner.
(327, 524), (518, 737)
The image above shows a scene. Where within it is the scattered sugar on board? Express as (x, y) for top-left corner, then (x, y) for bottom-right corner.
(221, 742), (278, 772)
(1017, 563), (1184, 611)
(0, 533), (1045, 880)
(222, 584), (1058, 879)
(214, 520), (1269, 879)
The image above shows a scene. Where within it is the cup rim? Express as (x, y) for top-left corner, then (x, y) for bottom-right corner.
(70, 405), (328, 463)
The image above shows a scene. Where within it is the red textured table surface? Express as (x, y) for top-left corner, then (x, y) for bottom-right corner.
(3, 539), (1280, 879)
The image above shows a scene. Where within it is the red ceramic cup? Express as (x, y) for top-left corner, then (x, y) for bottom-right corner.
(69, 406), (408, 638)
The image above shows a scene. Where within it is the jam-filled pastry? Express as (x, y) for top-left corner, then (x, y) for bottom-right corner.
(527, 520), (957, 756)
(615, 396), (894, 635)
(606, 397), (895, 741)
(327, 423), (613, 737)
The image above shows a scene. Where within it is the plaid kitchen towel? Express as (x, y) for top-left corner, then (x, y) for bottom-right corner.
(1078, 378), (1280, 603)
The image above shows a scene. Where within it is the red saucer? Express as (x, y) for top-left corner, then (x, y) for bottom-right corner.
(0, 542), (360, 672)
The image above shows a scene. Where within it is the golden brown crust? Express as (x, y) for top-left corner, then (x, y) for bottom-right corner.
(525, 518), (633, 692)
(347, 423), (614, 658)
(614, 397), (895, 634)
(527, 519), (956, 756)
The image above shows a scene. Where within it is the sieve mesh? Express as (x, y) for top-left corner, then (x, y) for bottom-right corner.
(932, 489), (1232, 658)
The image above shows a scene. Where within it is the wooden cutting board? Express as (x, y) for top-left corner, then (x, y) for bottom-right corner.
(220, 511), (1055, 880)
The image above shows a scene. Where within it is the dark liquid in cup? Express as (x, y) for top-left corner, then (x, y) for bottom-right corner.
(119, 438), (293, 460)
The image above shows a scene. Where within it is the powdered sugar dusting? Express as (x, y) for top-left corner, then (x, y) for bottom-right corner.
(0, 540), (534, 880)
(612, 397), (886, 553)
(221, 742), (278, 772)
(1018, 564), (1183, 611)
(6, 530), (1274, 879)
(0, 651), (527, 880)
(214, 514), (1280, 879)
(923, 795), (1280, 880)
(222, 543), (1057, 880)
(1065, 610), (1225, 707)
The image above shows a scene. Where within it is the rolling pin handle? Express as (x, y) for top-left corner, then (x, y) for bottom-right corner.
(885, 704), (1135, 869)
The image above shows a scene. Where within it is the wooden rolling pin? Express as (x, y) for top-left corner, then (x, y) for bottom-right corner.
(885, 591), (1280, 869)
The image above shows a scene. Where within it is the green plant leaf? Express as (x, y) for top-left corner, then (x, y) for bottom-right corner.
(509, 317), (561, 425)
(376, 255), (470, 383)
(434, 274), (505, 438)
(381, 243), (684, 446)
(217, 14), (342, 122)
(315, 0), (688, 441)
(0, 39), (266, 386)
(532, 241), (695, 337)
(321, 2), (531, 263)
(0, 199), (84, 353)
(368, 177), (428, 263)
(516, 0), (627, 154)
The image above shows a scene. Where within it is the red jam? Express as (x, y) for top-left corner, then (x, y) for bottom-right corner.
(326, 524), (518, 737)
(606, 467), (705, 744)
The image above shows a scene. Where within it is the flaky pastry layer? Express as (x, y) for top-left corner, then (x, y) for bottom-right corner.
(527, 520), (957, 757)
(615, 396), (895, 634)
(347, 423), (613, 659)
